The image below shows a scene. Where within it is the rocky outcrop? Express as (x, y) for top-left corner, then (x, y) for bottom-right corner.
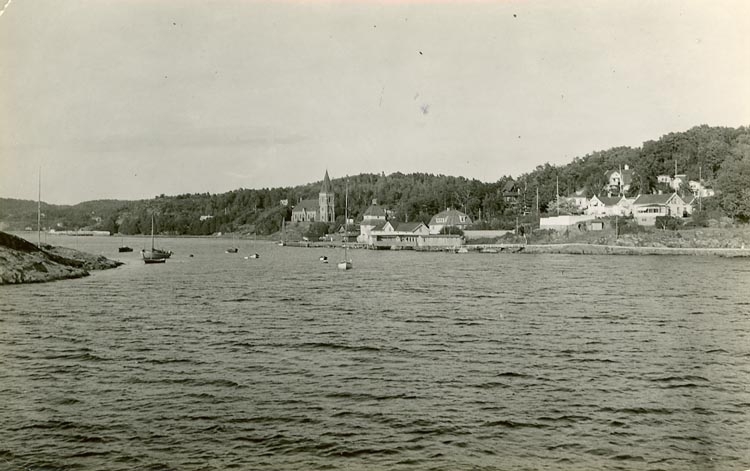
(0, 231), (123, 284)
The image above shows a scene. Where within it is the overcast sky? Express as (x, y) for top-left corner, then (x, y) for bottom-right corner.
(1, 0), (748, 204)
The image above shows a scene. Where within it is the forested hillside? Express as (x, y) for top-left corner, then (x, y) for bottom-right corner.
(2, 125), (749, 235)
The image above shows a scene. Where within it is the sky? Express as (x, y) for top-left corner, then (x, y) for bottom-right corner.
(1, 0), (749, 204)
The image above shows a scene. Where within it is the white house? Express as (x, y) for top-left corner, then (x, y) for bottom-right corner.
(632, 193), (687, 226)
(358, 199), (390, 243)
(605, 165), (633, 195)
(428, 208), (472, 234)
(688, 180), (715, 198)
(586, 195), (629, 217)
(367, 221), (430, 248)
(564, 189), (589, 211)
(657, 175), (673, 184)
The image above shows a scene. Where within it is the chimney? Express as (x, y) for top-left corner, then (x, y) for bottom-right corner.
(372, 199), (377, 205)
(624, 164), (629, 170)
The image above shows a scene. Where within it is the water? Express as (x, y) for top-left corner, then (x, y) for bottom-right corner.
(1, 234), (749, 470)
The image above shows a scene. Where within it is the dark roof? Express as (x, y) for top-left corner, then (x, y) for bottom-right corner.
(395, 222), (426, 232)
(292, 199), (319, 212)
(593, 196), (623, 206)
(362, 219), (387, 230)
(502, 181), (518, 193)
(682, 194), (696, 204)
(320, 170), (332, 194)
(429, 208), (472, 226)
(633, 194), (681, 206)
(363, 204), (387, 218)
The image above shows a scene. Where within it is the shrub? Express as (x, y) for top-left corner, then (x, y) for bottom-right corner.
(439, 226), (464, 236)
(305, 222), (331, 240)
(654, 215), (683, 231)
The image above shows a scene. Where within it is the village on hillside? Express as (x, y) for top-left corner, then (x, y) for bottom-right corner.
(285, 167), (725, 251)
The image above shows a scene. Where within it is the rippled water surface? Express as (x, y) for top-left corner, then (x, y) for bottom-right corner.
(2, 235), (749, 470)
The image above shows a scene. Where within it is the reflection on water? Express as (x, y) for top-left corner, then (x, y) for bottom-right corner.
(1, 234), (749, 470)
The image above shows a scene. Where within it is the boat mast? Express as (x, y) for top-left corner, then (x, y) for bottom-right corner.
(37, 167), (41, 248)
(344, 179), (349, 258)
(151, 214), (155, 251)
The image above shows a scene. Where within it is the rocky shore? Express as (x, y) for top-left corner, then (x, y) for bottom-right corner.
(0, 231), (123, 285)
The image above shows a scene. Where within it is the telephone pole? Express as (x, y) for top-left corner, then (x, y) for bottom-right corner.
(699, 166), (702, 212)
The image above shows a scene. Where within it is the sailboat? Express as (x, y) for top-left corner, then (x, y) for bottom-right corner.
(277, 219), (286, 246)
(245, 232), (260, 259)
(337, 180), (353, 270)
(141, 214), (172, 263)
(226, 232), (238, 253)
(118, 233), (133, 252)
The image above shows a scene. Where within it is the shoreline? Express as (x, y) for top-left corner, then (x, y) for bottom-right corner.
(0, 231), (123, 285)
(497, 243), (750, 257)
(283, 240), (750, 257)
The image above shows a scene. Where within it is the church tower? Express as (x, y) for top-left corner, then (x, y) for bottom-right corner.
(319, 170), (335, 223)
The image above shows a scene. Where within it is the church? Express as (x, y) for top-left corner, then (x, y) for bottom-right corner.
(290, 171), (335, 223)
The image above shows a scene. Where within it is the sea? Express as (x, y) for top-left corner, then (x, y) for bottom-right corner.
(1, 234), (749, 471)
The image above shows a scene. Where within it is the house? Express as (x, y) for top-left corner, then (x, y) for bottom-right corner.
(502, 180), (522, 202)
(632, 193), (687, 226)
(688, 180), (715, 198)
(428, 208), (472, 234)
(358, 199), (389, 243)
(290, 199), (320, 223)
(605, 165), (633, 195)
(291, 171), (335, 223)
(586, 195), (629, 217)
(366, 221), (430, 249)
(336, 224), (359, 242)
(671, 174), (687, 191)
(566, 189), (589, 211)
(362, 199), (387, 221)
(657, 175), (673, 184)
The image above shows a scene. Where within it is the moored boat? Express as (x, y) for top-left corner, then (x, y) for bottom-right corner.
(142, 215), (171, 263)
(338, 180), (353, 270)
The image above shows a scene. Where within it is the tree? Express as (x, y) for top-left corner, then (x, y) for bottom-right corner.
(305, 222), (331, 240)
(545, 198), (582, 215)
(716, 156), (750, 221)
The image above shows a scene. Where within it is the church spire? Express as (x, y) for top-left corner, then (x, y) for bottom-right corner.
(318, 170), (335, 223)
(320, 169), (332, 194)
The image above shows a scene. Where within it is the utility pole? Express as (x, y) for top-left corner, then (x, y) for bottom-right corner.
(556, 176), (560, 216)
(536, 187), (540, 216)
(699, 166), (703, 212)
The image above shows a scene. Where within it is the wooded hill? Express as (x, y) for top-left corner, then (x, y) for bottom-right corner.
(1, 124), (749, 235)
